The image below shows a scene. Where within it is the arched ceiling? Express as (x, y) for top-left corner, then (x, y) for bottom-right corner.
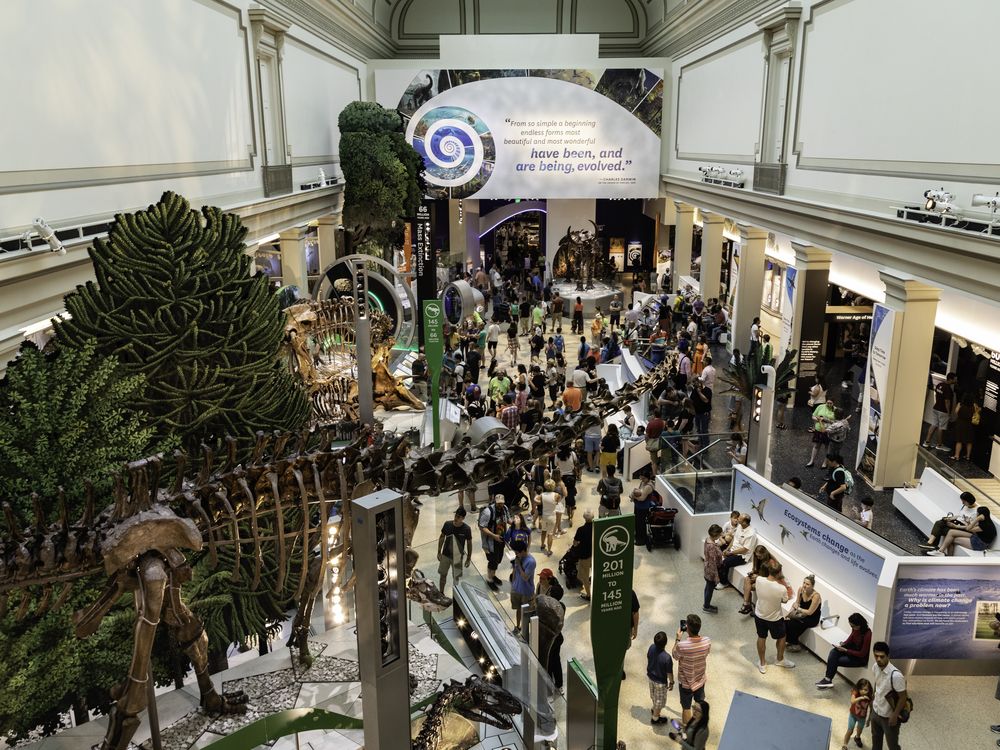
(271, 1), (780, 61)
(389, 0), (650, 56)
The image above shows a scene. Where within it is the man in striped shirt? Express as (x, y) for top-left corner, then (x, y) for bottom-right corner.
(672, 613), (711, 725)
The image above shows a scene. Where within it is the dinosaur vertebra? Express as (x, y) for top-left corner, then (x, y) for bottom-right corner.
(0, 362), (672, 750)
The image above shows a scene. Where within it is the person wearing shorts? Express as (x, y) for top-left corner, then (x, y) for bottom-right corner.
(672, 613), (711, 725)
(437, 507), (472, 594)
(753, 560), (796, 674)
(479, 494), (511, 591)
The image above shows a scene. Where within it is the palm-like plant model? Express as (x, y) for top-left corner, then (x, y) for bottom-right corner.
(720, 348), (798, 429)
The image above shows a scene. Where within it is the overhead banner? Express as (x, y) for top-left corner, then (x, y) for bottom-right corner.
(889, 563), (1000, 660)
(858, 303), (894, 476)
(590, 514), (635, 750)
(732, 466), (885, 612)
(384, 68), (664, 199)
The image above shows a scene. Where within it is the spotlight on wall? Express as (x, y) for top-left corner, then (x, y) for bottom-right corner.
(26, 218), (67, 255)
(923, 188), (958, 214)
(972, 192), (1000, 219)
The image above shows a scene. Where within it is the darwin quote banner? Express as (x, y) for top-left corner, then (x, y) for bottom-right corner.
(380, 68), (664, 199)
(732, 466), (885, 612)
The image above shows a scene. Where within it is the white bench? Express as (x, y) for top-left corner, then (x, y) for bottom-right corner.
(892, 467), (963, 536)
(727, 548), (871, 684)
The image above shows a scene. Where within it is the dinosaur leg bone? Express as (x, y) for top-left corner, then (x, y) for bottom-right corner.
(162, 570), (248, 715)
(98, 554), (167, 750)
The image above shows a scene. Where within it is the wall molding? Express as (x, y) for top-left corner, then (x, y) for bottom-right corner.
(570, 0), (638, 39)
(644, 0), (785, 58)
(398, 0), (465, 39)
(661, 174), (1000, 304)
(475, 0), (560, 34)
(0, 160), (255, 196)
(259, 0), (395, 59)
(291, 154), (339, 166)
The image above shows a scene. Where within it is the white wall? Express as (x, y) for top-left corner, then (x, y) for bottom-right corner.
(0, 0), (366, 237)
(667, 0), (1000, 220)
(674, 35), (763, 162)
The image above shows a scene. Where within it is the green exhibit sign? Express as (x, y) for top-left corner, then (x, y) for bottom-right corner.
(589, 514), (635, 750)
(422, 300), (444, 448)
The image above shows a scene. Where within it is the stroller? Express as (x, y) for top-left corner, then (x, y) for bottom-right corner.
(646, 506), (681, 551)
(559, 547), (582, 590)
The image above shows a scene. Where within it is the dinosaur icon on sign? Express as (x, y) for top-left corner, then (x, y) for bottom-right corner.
(779, 524), (793, 545)
(750, 497), (768, 523)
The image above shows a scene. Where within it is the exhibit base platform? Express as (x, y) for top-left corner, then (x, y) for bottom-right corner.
(21, 615), (519, 750)
(551, 281), (617, 318)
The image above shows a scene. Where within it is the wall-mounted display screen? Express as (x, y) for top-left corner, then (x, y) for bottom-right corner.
(379, 68), (664, 200)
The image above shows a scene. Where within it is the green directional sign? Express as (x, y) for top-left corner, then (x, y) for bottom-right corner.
(422, 300), (444, 448)
(589, 514), (635, 750)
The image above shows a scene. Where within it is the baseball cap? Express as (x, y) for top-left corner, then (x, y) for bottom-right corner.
(539, 568), (554, 579)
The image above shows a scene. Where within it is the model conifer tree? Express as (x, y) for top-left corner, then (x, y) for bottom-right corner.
(55, 191), (309, 451)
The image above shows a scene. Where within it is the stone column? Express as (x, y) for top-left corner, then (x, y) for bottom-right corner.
(316, 215), (339, 276)
(278, 226), (309, 291)
(448, 199), (466, 271)
(672, 202), (695, 293)
(463, 199), (482, 270)
(700, 212), (725, 300)
(730, 225), (768, 354)
(863, 272), (940, 489)
(782, 242), (832, 405)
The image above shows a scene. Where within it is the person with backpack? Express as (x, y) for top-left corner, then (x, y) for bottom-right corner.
(821, 454), (852, 513)
(870, 642), (908, 750)
(596, 465), (624, 518)
(631, 471), (660, 546)
(478, 494), (512, 591)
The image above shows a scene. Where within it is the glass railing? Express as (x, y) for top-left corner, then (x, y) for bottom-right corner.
(405, 539), (567, 746)
(659, 467), (734, 515)
(915, 445), (1000, 513)
(659, 431), (748, 474)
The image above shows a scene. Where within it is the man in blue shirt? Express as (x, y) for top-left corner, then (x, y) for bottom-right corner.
(510, 539), (537, 634)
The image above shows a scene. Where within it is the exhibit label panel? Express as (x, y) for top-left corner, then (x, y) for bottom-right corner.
(380, 68), (664, 199)
(590, 514), (635, 750)
(858, 303), (894, 476)
(732, 466), (885, 612)
(888, 563), (1000, 660)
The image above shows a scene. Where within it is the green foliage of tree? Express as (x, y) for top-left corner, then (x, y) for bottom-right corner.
(54, 191), (309, 452)
(338, 101), (424, 246)
(721, 347), (798, 401)
(0, 339), (160, 518)
(0, 341), (173, 742)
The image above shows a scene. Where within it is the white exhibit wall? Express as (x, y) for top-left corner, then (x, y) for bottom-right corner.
(283, 36), (363, 186)
(0, 0), (366, 237)
(674, 36), (763, 163)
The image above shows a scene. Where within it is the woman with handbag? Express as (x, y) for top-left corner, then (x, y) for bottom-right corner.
(785, 575), (823, 651)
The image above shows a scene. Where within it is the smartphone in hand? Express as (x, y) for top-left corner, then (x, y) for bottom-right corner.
(679, 619), (687, 632)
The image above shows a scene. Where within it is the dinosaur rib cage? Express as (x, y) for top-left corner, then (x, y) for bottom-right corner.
(0, 361), (674, 622)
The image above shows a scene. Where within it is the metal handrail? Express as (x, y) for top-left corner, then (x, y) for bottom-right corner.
(661, 433), (746, 473)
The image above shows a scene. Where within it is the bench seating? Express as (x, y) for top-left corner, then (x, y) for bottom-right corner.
(893, 468), (1000, 553)
(892, 467), (963, 536)
(726, 548), (872, 684)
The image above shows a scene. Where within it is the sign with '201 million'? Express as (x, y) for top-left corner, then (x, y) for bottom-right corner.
(589, 515), (635, 750)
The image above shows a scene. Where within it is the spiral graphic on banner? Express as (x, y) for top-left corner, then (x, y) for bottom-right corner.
(410, 106), (495, 199)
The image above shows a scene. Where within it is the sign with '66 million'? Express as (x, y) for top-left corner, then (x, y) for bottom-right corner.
(589, 514), (635, 750)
